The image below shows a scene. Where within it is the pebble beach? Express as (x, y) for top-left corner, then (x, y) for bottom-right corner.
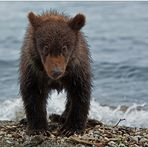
(0, 115), (148, 147)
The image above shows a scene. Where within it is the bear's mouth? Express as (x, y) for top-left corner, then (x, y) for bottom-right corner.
(47, 71), (64, 80)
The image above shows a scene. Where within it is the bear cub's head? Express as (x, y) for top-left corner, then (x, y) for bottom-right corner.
(28, 11), (85, 80)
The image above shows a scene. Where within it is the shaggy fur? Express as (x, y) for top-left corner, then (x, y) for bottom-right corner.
(19, 10), (92, 136)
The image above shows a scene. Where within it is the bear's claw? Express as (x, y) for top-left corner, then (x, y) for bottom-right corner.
(27, 129), (51, 136)
(59, 125), (83, 137)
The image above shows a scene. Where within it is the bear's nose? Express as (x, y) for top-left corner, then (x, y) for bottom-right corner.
(51, 68), (63, 79)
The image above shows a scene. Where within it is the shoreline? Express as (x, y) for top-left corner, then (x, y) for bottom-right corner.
(0, 115), (148, 147)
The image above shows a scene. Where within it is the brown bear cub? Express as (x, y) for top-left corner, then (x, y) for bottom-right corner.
(19, 10), (92, 136)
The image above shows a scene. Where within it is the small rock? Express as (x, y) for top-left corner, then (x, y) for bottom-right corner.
(93, 131), (100, 135)
(118, 131), (122, 135)
(105, 133), (112, 138)
(112, 130), (116, 134)
(12, 133), (22, 138)
(119, 143), (125, 147)
(98, 135), (103, 140)
(132, 144), (139, 147)
(6, 140), (13, 144)
(124, 140), (128, 145)
(0, 131), (4, 134)
(7, 134), (12, 138)
(130, 136), (141, 143)
(95, 125), (101, 128)
(60, 138), (65, 143)
(93, 131), (101, 138)
(88, 130), (93, 135)
(144, 134), (148, 139)
(139, 138), (148, 143)
(50, 134), (55, 138)
(104, 137), (109, 141)
(108, 141), (116, 147)
(136, 132), (141, 135)
(124, 133), (129, 137)
(144, 142), (148, 147)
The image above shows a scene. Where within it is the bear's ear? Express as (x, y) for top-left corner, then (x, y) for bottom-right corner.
(28, 12), (42, 29)
(69, 13), (85, 31)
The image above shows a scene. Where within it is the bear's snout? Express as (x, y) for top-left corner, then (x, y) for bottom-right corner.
(43, 55), (66, 80)
(51, 67), (63, 79)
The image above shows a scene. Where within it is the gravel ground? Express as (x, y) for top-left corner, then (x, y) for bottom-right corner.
(0, 115), (148, 147)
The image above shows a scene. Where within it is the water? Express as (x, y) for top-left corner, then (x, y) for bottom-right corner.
(0, 2), (148, 127)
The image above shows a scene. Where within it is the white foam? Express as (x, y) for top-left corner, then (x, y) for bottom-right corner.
(0, 92), (148, 128)
(90, 102), (148, 128)
(0, 98), (24, 121)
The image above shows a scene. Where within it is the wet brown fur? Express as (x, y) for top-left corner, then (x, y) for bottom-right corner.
(19, 10), (92, 136)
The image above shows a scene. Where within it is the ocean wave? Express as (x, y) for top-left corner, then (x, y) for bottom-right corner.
(0, 92), (148, 128)
(93, 62), (148, 81)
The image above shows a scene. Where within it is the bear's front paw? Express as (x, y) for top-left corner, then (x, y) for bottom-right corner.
(59, 124), (84, 137)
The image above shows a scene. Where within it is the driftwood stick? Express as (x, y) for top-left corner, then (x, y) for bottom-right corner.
(69, 136), (106, 147)
(113, 119), (126, 127)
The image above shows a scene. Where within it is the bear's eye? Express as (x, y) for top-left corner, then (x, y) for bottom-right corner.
(62, 46), (67, 53)
(42, 46), (49, 56)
